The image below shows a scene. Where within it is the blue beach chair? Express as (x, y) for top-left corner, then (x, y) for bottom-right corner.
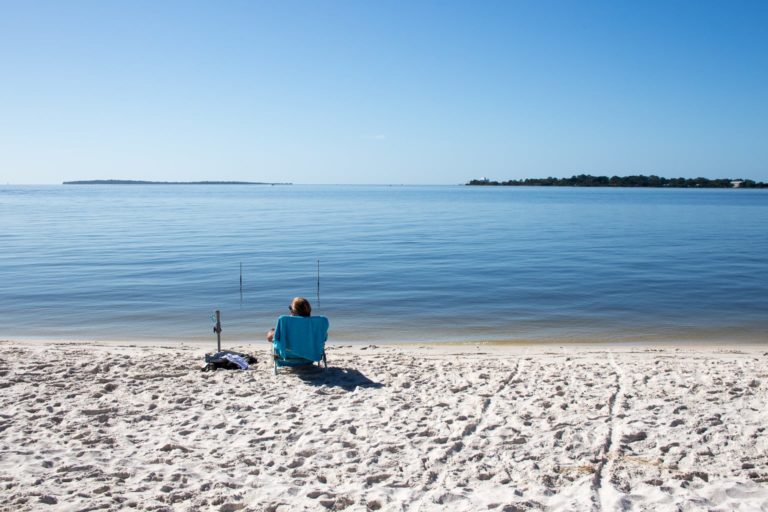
(272, 315), (329, 375)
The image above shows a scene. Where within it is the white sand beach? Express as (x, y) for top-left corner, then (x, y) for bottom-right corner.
(1, 340), (767, 511)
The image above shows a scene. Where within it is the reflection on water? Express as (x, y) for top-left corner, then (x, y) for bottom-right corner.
(1, 185), (766, 344)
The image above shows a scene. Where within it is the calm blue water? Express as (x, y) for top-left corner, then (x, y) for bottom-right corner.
(1, 185), (766, 344)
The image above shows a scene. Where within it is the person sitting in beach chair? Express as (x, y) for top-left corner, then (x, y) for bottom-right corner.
(267, 297), (329, 374)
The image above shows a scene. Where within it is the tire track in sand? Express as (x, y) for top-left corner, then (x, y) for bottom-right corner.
(591, 350), (628, 512)
(414, 349), (528, 510)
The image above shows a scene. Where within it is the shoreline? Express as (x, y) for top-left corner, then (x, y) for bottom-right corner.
(3, 337), (766, 362)
(2, 335), (766, 351)
(4, 336), (768, 361)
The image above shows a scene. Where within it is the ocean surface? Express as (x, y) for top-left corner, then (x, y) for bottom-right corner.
(1, 185), (766, 345)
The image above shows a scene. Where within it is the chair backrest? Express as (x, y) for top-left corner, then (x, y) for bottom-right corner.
(273, 315), (329, 361)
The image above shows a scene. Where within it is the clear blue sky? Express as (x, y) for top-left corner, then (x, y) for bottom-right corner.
(1, 0), (766, 184)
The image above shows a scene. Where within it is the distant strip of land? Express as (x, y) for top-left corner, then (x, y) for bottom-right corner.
(467, 174), (766, 188)
(63, 180), (291, 185)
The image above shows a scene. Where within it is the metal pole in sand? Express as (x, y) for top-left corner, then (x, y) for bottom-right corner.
(214, 310), (222, 352)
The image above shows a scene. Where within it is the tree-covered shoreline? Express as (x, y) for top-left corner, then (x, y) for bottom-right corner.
(467, 175), (767, 188)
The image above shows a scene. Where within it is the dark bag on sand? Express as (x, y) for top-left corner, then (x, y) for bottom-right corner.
(201, 350), (258, 372)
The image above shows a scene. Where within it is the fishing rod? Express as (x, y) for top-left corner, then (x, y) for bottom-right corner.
(316, 259), (320, 313)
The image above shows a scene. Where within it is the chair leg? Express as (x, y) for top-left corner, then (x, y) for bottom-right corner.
(271, 346), (278, 375)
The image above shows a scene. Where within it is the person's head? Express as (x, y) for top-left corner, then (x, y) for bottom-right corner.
(289, 297), (312, 317)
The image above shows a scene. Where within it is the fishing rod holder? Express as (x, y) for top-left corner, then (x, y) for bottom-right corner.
(213, 310), (222, 352)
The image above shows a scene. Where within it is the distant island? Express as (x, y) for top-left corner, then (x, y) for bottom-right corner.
(467, 174), (767, 188)
(63, 180), (291, 185)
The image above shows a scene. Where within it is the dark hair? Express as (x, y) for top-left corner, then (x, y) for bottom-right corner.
(290, 297), (312, 317)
